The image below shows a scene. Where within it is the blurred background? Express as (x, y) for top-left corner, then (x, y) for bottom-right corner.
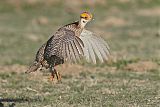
(0, 0), (159, 65)
(0, 0), (160, 107)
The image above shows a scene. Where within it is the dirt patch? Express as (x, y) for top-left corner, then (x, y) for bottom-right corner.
(118, 0), (130, 3)
(64, 0), (107, 13)
(137, 8), (160, 16)
(56, 64), (110, 76)
(64, 0), (106, 7)
(26, 34), (41, 42)
(104, 17), (129, 27)
(0, 64), (94, 75)
(0, 64), (27, 73)
(32, 16), (49, 25)
(124, 61), (159, 72)
(0, 63), (113, 76)
(128, 30), (142, 37)
(0, 60), (157, 76)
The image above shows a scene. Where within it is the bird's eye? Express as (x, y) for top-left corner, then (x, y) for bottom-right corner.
(84, 17), (87, 19)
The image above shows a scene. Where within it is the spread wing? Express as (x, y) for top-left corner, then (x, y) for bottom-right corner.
(44, 27), (84, 63)
(80, 29), (110, 64)
(44, 27), (110, 64)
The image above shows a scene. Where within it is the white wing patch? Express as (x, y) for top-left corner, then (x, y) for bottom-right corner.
(80, 29), (110, 64)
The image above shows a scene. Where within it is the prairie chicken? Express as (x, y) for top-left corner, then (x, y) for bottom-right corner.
(26, 12), (110, 82)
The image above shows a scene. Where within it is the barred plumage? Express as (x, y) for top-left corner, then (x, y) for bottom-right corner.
(44, 21), (84, 65)
(26, 12), (111, 82)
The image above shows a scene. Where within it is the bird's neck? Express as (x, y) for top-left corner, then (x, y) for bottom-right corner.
(78, 19), (87, 28)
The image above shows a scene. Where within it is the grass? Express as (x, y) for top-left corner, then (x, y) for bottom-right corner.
(0, 0), (160, 107)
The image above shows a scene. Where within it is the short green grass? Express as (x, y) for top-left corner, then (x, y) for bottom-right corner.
(0, 0), (160, 107)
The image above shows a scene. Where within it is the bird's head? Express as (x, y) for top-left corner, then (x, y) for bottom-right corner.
(79, 12), (93, 28)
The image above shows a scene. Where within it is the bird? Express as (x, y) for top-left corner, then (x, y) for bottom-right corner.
(26, 12), (110, 82)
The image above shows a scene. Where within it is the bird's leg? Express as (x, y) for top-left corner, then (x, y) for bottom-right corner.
(49, 65), (61, 82)
(49, 66), (55, 81)
(54, 69), (62, 82)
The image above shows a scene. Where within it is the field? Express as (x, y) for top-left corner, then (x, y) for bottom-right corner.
(0, 0), (160, 107)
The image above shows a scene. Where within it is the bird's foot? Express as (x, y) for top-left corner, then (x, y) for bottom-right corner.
(49, 67), (62, 83)
(49, 72), (55, 81)
(56, 72), (62, 83)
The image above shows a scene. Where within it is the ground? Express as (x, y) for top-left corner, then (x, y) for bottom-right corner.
(0, 0), (160, 107)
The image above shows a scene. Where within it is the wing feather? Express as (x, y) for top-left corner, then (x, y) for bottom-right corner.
(65, 43), (71, 62)
(92, 37), (108, 61)
(80, 29), (110, 63)
(82, 37), (96, 63)
(75, 37), (84, 55)
(96, 35), (110, 55)
(68, 42), (77, 62)
(71, 40), (81, 61)
(62, 42), (67, 61)
(88, 38), (104, 63)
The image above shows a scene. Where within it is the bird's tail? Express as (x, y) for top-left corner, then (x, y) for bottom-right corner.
(25, 61), (41, 73)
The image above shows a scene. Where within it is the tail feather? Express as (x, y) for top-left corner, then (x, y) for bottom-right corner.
(25, 61), (41, 73)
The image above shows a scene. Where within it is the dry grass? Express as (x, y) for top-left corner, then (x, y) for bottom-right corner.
(125, 61), (159, 72)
